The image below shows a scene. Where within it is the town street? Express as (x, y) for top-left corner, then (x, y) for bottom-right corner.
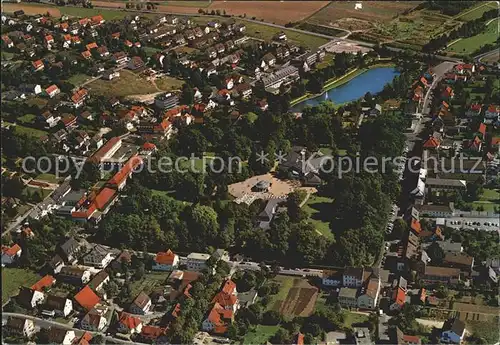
(2, 312), (149, 345)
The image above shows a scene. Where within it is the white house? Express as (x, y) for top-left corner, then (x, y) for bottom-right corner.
(83, 244), (114, 268)
(2, 244), (22, 265)
(48, 328), (75, 345)
(343, 267), (364, 288)
(43, 295), (73, 317)
(186, 252), (211, 272)
(6, 317), (36, 338)
(45, 84), (60, 98)
(441, 318), (466, 344)
(80, 311), (107, 332)
(152, 249), (179, 271)
(117, 312), (143, 334)
(17, 288), (45, 309)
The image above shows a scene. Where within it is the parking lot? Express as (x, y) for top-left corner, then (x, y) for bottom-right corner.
(442, 217), (499, 231)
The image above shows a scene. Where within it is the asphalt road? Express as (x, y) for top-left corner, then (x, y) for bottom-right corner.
(2, 312), (148, 345)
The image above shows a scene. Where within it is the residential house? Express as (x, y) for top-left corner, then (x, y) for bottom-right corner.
(80, 310), (107, 331)
(71, 88), (88, 108)
(155, 92), (179, 110)
(6, 317), (36, 339)
(17, 287), (45, 309)
(2, 243), (22, 265)
(129, 292), (152, 315)
(43, 295), (73, 317)
(338, 287), (358, 308)
(343, 267), (364, 288)
(202, 302), (233, 334)
(48, 328), (76, 345)
(74, 286), (101, 311)
(390, 287), (406, 311)
(117, 312), (143, 334)
(58, 266), (91, 285)
(31, 275), (56, 292)
(111, 250), (132, 271)
(466, 104), (482, 117)
(234, 83), (252, 99)
(83, 244), (113, 268)
(357, 277), (381, 309)
(112, 51), (129, 66)
(141, 325), (168, 342)
(88, 270), (110, 293)
(45, 84), (60, 98)
(212, 280), (239, 313)
(425, 178), (466, 192)
(96, 46), (109, 58)
(322, 270), (342, 287)
(262, 53), (276, 67)
(421, 266), (461, 285)
(47, 255), (65, 274)
(32, 59), (44, 71)
(186, 252), (211, 272)
(58, 237), (82, 264)
(152, 249), (179, 271)
(127, 56), (144, 70)
(441, 318), (466, 344)
(443, 252), (474, 273)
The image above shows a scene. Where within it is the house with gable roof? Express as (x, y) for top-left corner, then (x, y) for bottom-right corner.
(80, 310), (107, 331)
(83, 244), (113, 268)
(117, 312), (143, 334)
(202, 302), (234, 334)
(74, 285), (101, 311)
(129, 292), (152, 315)
(441, 318), (466, 344)
(212, 279), (239, 313)
(152, 249), (179, 271)
(2, 244), (22, 265)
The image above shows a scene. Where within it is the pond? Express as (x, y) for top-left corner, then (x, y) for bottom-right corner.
(292, 66), (400, 111)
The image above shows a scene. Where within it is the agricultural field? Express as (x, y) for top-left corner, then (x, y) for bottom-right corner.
(1, 3), (61, 16)
(446, 18), (500, 56)
(307, 1), (418, 28)
(267, 275), (319, 319)
(2, 268), (40, 304)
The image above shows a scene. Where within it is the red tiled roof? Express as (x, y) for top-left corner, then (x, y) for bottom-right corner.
(164, 105), (188, 119)
(478, 123), (486, 136)
(60, 22), (69, 30)
(2, 244), (21, 256)
(63, 34), (71, 41)
(107, 155), (143, 187)
(142, 142), (156, 150)
(410, 218), (422, 234)
(403, 335), (421, 344)
(419, 288), (426, 303)
(171, 303), (181, 318)
(45, 84), (59, 94)
(212, 292), (238, 307)
(118, 312), (142, 330)
(79, 18), (90, 26)
(487, 105), (500, 113)
(86, 42), (98, 50)
(470, 103), (482, 111)
(81, 50), (92, 58)
(141, 325), (166, 339)
(72, 36), (81, 43)
(32, 60), (43, 69)
(31, 275), (56, 291)
(74, 286), (101, 310)
(124, 40), (133, 47)
(93, 187), (116, 210)
(221, 279), (236, 295)
(295, 333), (304, 345)
(206, 303), (230, 334)
(491, 137), (500, 146)
(392, 287), (406, 306)
(155, 249), (176, 265)
(111, 32), (120, 39)
(91, 15), (104, 24)
(423, 137), (440, 149)
(71, 89), (88, 104)
(45, 35), (54, 42)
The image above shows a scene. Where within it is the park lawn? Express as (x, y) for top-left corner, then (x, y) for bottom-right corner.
(7, 123), (47, 139)
(156, 76), (185, 92)
(243, 325), (280, 344)
(67, 73), (92, 87)
(17, 114), (36, 125)
(343, 312), (369, 328)
(129, 271), (169, 303)
(35, 173), (60, 183)
(471, 201), (498, 212)
(87, 69), (158, 97)
(480, 188), (499, 201)
(302, 194), (334, 239)
(266, 275), (294, 312)
(447, 18), (500, 55)
(2, 268), (40, 304)
(455, 1), (498, 21)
